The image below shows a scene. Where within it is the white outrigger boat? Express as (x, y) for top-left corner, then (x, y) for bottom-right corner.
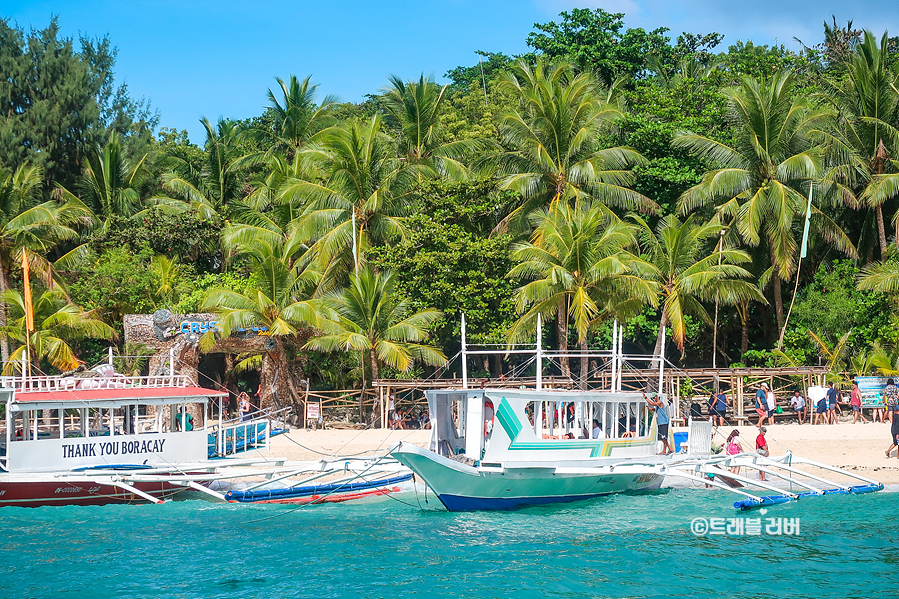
(0, 367), (410, 507)
(391, 387), (884, 511)
(392, 388), (669, 510)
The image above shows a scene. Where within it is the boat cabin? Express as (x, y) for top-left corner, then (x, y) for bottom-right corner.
(0, 373), (227, 472)
(427, 388), (666, 463)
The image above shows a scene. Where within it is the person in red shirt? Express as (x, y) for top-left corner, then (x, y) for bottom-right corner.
(850, 382), (868, 424)
(756, 427), (770, 481)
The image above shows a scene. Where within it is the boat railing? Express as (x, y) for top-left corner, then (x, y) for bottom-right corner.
(2, 374), (196, 393)
(208, 406), (290, 457)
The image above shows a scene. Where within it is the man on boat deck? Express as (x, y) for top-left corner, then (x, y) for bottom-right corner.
(643, 392), (672, 455)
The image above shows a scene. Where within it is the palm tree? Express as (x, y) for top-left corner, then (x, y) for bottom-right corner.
(818, 31), (899, 256)
(158, 117), (246, 220)
(306, 266), (445, 395)
(633, 214), (765, 358)
(675, 72), (855, 333)
(1, 288), (116, 375)
(56, 131), (150, 219)
(202, 251), (323, 408)
(260, 74), (338, 156)
(482, 57), (655, 230)
(0, 164), (82, 362)
(508, 201), (656, 383)
(283, 115), (431, 269)
(381, 74), (481, 179)
(149, 254), (185, 307)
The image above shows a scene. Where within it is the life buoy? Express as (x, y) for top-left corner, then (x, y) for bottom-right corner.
(484, 398), (495, 436)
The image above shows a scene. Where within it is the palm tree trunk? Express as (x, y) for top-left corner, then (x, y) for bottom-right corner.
(773, 273), (785, 334)
(579, 338), (588, 390)
(741, 320), (749, 357)
(359, 350), (366, 421)
(653, 312), (669, 367)
(876, 203), (888, 256)
(0, 262), (8, 365)
(557, 300), (570, 380)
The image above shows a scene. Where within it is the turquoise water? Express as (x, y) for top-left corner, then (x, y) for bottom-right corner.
(1, 487), (894, 599)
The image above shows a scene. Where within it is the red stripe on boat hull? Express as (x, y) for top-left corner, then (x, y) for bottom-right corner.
(0, 480), (189, 508)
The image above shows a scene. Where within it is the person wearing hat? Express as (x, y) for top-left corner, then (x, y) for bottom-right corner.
(755, 384), (769, 427)
(756, 427), (770, 480)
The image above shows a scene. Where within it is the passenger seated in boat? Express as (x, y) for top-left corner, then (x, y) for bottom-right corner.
(562, 432), (575, 439)
(592, 420), (606, 439)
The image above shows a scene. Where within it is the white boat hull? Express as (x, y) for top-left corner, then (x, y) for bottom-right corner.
(392, 443), (665, 511)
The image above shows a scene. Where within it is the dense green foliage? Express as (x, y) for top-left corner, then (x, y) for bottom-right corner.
(8, 10), (899, 399)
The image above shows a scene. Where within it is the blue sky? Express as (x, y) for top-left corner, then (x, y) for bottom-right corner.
(2, 0), (897, 142)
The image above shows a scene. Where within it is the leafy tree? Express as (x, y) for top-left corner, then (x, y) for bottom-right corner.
(203, 252), (322, 408)
(368, 180), (520, 353)
(284, 115), (430, 269)
(1, 288), (116, 374)
(526, 8), (673, 83)
(821, 31), (899, 256)
(381, 74), (481, 179)
(67, 247), (158, 323)
(509, 202), (656, 382)
(0, 16), (156, 188)
(445, 51), (517, 89)
(675, 72), (855, 334)
(252, 74), (338, 157)
(306, 266), (445, 390)
(0, 164), (82, 361)
(633, 214), (765, 357)
(484, 57), (655, 230)
(158, 117), (247, 220)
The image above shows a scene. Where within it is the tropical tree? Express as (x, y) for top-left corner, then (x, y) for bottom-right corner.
(54, 131), (156, 221)
(675, 72), (855, 334)
(0, 164), (83, 362)
(818, 30), (899, 256)
(381, 74), (481, 179)
(258, 74), (338, 156)
(483, 57), (656, 230)
(508, 201), (656, 383)
(306, 266), (445, 395)
(283, 114), (430, 269)
(632, 214), (765, 358)
(1, 288), (116, 375)
(158, 117), (247, 220)
(202, 251), (323, 408)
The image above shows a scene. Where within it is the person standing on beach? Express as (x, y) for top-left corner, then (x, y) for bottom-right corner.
(850, 382), (868, 424)
(826, 382), (839, 425)
(755, 384), (769, 427)
(755, 427), (770, 480)
(644, 392), (672, 455)
(886, 379), (899, 457)
(766, 385), (777, 426)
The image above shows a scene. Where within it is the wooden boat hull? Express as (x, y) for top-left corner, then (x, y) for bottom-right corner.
(392, 443), (665, 511)
(0, 478), (191, 508)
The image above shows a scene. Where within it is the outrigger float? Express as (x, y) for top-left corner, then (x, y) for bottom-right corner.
(391, 387), (883, 511)
(0, 365), (410, 508)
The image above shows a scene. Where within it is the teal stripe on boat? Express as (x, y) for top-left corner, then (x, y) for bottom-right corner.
(496, 398), (522, 439)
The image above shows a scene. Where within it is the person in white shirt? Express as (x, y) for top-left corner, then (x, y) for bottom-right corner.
(790, 391), (806, 425)
(592, 419), (606, 439)
(766, 388), (777, 426)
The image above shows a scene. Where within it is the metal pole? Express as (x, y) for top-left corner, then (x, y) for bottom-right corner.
(611, 320), (618, 392)
(536, 313), (543, 391)
(658, 325), (666, 395)
(618, 323), (625, 392)
(351, 210), (359, 274)
(108, 346), (114, 367)
(169, 347), (175, 386)
(461, 313), (468, 390)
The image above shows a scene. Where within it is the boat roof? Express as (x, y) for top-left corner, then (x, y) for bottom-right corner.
(4, 386), (226, 411)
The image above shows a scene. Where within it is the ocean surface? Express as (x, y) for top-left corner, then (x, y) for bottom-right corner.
(1, 485), (894, 599)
